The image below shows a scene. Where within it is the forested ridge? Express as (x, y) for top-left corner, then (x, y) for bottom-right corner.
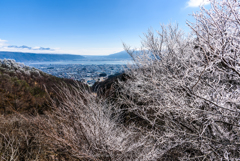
(0, 59), (87, 114)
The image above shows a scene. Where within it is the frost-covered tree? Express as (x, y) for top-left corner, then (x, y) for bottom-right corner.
(115, 0), (240, 160)
(188, 0), (240, 77)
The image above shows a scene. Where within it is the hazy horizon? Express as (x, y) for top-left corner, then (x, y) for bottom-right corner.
(0, 50), (126, 56)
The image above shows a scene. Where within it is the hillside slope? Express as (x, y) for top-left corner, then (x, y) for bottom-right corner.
(0, 59), (87, 114)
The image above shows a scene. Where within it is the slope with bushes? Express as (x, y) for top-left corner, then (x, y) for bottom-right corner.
(0, 59), (88, 114)
(0, 59), (90, 160)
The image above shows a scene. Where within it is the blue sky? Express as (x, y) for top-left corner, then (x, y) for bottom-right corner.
(0, 0), (210, 55)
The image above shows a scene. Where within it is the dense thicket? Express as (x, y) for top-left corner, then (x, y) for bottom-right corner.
(116, 0), (240, 159)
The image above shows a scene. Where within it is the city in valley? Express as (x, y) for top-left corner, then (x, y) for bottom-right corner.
(32, 63), (129, 86)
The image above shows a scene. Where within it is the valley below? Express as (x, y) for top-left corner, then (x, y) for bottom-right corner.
(31, 63), (130, 86)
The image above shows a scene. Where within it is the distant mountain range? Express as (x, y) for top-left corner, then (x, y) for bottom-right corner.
(106, 51), (131, 59)
(0, 51), (85, 62)
(83, 51), (132, 60)
(0, 51), (132, 62)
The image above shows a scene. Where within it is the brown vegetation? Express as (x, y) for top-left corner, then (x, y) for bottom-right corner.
(0, 62), (88, 115)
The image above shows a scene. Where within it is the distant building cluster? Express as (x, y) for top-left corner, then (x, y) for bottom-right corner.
(31, 64), (128, 86)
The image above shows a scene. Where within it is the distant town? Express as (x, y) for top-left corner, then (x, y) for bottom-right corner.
(31, 64), (130, 86)
(0, 51), (134, 86)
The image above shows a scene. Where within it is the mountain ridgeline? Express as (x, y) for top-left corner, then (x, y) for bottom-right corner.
(83, 51), (132, 60)
(0, 51), (85, 62)
(0, 51), (132, 63)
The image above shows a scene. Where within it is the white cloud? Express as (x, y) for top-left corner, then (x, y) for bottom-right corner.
(187, 0), (210, 7)
(0, 38), (123, 55)
(0, 39), (57, 53)
(0, 39), (8, 47)
(32, 46), (40, 50)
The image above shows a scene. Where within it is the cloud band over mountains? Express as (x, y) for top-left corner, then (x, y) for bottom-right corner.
(0, 39), (59, 53)
(0, 38), (123, 55)
(7, 45), (54, 51)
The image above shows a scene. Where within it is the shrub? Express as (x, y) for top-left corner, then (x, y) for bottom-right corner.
(113, 0), (240, 160)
